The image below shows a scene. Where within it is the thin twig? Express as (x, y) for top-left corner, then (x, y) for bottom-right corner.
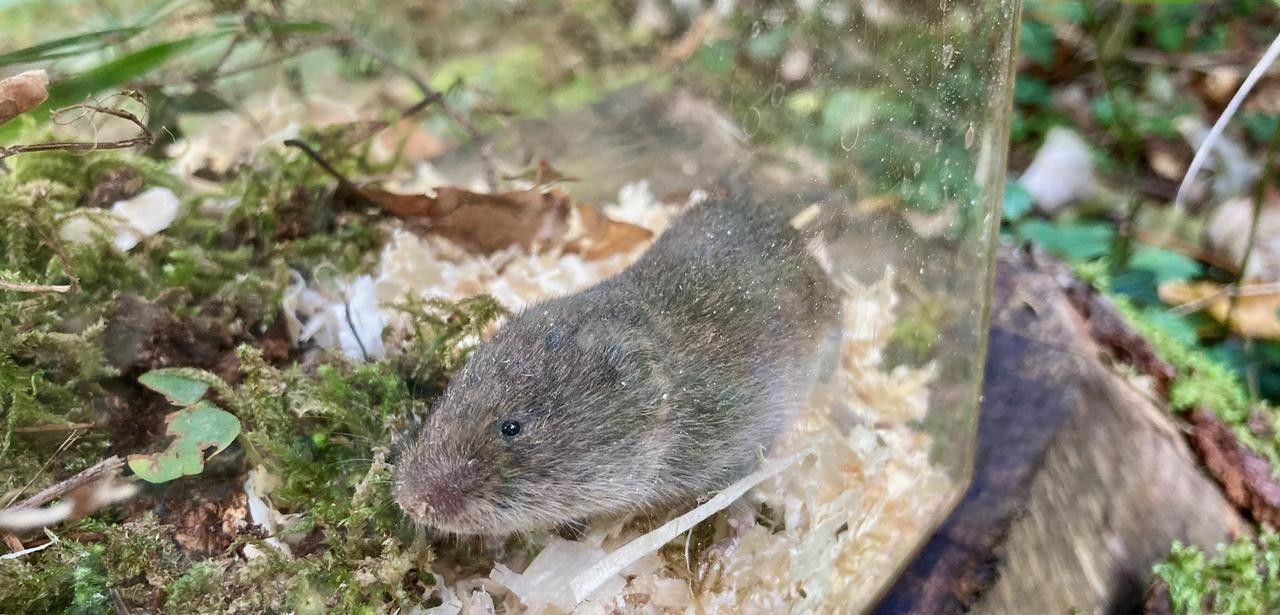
(345, 34), (500, 191)
(12, 422), (99, 433)
(283, 138), (361, 192)
(0, 539), (54, 560)
(3, 456), (124, 512)
(0, 280), (72, 294)
(2, 432), (82, 509)
(1125, 48), (1272, 71)
(0, 100), (153, 161)
(1169, 282), (1280, 317)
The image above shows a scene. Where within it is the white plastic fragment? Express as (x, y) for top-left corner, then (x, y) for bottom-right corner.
(491, 537), (623, 612)
(283, 271), (388, 362)
(59, 187), (180, 252)
(569, 448), (812, 604)
(242, 467), (293, 558)
(1017, 126), (1096, 214)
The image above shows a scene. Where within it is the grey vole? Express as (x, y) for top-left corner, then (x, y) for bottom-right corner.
(393, 192), (840, 536)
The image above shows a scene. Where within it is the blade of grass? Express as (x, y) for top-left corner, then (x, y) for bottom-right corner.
(44, 32), (234, 109)
(0, 32), (233, 142)
(0, 27), (145, 66)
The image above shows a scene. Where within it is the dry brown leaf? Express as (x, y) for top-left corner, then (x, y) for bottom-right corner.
(373, 117), (448, 161)
(1244, 75), (1280, 115)
(564, 203), (654, 260)
(1200, 66), (1243, 107)
(1144, 138), (1190, 182)
(0, 70), (48, 126)
(1207, 191), (1280, 283)
(1159, 280), (1280, 339)
(358, 185), (572, 254)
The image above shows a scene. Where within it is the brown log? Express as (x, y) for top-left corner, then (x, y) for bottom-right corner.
(873, 247), (1249, 614)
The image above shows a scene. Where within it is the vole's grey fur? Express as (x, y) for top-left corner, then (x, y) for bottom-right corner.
(393, 193), (840, 536)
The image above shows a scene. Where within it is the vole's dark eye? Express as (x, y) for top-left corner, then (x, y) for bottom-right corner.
(500, 420), (522, 437)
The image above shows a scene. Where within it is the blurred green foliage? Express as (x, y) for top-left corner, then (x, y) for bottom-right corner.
(1155, 531), (1280, 615)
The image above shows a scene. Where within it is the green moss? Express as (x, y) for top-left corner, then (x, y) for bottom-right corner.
(389, 294), (506, 396)
(1154, 531), (1280, 615)
(1094, 284), (1276, 470)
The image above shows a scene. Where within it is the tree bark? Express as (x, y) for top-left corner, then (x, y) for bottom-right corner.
(873, 247), (1249, 614)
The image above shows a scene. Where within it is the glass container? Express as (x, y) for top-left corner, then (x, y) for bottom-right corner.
(1, 0), (1019, 611)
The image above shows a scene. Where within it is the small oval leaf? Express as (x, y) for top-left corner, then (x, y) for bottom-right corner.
(138, 369), (210, 406)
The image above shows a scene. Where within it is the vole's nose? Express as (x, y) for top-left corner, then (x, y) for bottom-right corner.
(422, 478), (467, 517)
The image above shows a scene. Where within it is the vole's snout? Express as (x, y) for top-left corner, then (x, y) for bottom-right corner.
(395, 458), (488, 530)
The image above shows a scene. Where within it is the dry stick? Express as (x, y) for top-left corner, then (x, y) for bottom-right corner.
(2, 456), (124, 512)
(1169, 282), (1280, 317)
(345, 35), (500, 192)
(2, 432), (82, 509)
(282, 139), (363, 195)
(0, 280), (72, 294)
(12, 422), (99, 433)
(0, 101), (153, 161)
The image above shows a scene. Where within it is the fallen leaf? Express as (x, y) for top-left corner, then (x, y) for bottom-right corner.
(1144, 138), (1190, 182)
(356, 185), (572, 254)
(1207, 192), (1280, 283)
(0, 69), (48, 126)
(564, 203), (654, 260)
(138, 368), (211, 406)
(127, 400), (241, 483)
(1199, 66), (1243, 108)
(1159, 280), (1280, 339)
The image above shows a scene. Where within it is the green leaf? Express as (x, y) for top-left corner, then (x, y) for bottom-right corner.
(1019, 20), (1055, 66)
(45, 33), (232, 110)
(0, 32), (232, 142)
(0, 27), (145, 66)
(1015, 219), (1115, 262)
(1002, 180), (1034, 223)
(127, 401), (241, 483)
(138, 369), (211, 406)
(1013, 76), (1052, 107)
(1128, 245), (1203, 284)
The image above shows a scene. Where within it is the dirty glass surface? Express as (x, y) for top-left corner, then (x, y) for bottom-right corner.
(2, 0), (1019, 611)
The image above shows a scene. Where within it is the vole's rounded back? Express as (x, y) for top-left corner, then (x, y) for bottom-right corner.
(393, 195), (840, 535)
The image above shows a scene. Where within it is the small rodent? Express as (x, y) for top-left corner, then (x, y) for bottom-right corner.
(393, 191), (840, 535)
